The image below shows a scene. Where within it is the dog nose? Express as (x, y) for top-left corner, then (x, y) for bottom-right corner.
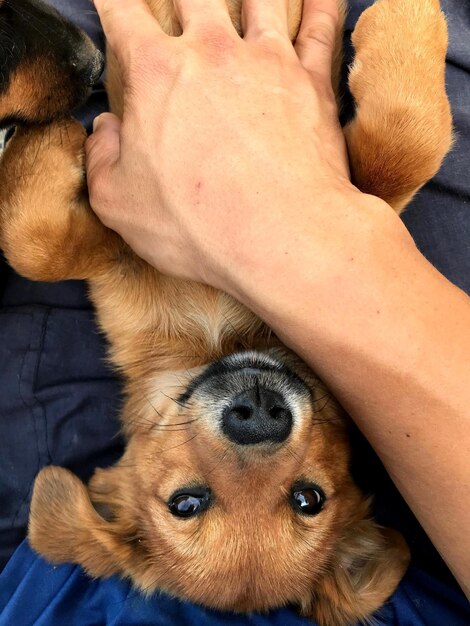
(222, 386), (293, 445)
(73, 48), (105, 87)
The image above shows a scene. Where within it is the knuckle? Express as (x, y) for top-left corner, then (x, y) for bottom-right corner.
(87, 175), (110, 211)
(100, 0), (125, 35)
(258, 28), (289, 50)
(128, 38), (175, 82)
(129, 38), (159, 70)
(99, 0), (113, 17)
(299, 12), (337, 50)
(252, 30), (291, 64)
(194, 26), (237, 63)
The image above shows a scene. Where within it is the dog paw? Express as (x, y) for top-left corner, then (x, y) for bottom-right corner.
(2, 118), (87, 189)
(344, 0), (452, 212)
(349, 0), (448, 103)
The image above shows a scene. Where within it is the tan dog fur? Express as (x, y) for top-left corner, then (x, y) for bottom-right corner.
(0, 1), (453, 625)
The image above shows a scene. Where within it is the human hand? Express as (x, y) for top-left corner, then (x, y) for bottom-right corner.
(86, 0), (370, 290)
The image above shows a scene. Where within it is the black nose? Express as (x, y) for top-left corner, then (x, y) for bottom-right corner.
(73, 48), (105, 87)
(85, 49), (105, 86)
(222, 387), (293, 445)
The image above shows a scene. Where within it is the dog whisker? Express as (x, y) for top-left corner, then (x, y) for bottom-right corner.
(204, 446), (230, 477)
(152, 418), (200, 430)
(284, 443), (303, 467)
(159, 433), (199, 453)
(312, 392), (331, 404)
(160, 392), (186, 409)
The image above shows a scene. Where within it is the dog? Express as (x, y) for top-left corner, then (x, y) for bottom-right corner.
(0, 1), (453, 625)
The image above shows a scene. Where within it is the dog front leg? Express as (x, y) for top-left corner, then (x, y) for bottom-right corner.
(344, 0), (453, 214)
(0, 119), (120, 282)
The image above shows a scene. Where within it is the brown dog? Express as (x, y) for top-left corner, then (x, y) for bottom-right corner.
(0, 1), (452, 625)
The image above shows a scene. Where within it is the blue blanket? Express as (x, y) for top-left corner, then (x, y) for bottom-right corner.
(1, 541), (469, 626)
(0, 1), (469, 624)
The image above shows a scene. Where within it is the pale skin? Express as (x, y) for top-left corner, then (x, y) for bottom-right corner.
(87, 0), (470, 597)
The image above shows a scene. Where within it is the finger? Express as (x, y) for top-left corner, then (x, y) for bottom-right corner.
(295, 0), (340, 82)
(85, 113), (121, 215)
(174, 0), (235, 34)
(93, 0), (164, 68)
(242, 0), (290, 41)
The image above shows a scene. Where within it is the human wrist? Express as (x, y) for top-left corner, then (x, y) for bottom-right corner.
(220, 188), (406, 327)
(226, 188), (466, 390)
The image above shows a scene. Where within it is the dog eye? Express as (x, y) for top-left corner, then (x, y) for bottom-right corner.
(168, 488), (211, 518)
(291, 484), (325, 516)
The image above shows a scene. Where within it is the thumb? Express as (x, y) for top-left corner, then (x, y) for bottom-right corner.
(294, 0), (340, 84)
(85, 113), (121, 212)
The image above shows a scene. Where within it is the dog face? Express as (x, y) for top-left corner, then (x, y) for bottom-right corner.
(115, 349), (356, 610)
(0, 0), (103, 126)
(30, 347), (409, 625)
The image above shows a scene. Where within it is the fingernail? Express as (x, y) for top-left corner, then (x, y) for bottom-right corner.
(93, 114), (104, 133)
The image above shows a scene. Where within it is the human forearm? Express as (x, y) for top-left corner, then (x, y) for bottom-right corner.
(229, 194), (470, 595)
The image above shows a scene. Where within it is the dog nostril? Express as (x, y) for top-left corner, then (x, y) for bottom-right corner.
(269, 405), (289, 420)
(222, 387), (293, 446)
(228, 406), (253, 421)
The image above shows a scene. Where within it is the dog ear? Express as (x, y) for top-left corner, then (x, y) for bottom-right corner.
(305, 519), (410, 626)
(29, 466), (137, 578)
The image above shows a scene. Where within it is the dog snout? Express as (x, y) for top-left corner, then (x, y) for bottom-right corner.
(222, 385), (293, 445)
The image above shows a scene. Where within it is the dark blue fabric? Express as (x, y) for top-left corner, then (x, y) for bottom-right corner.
(0, 1), (122, 572)
(0, 0), (469, 625)
(1, 541), (469, 626)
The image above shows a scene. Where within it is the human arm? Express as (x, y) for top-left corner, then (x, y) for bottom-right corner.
(86, 0), (470, 595)
(237, 202), (470, 599)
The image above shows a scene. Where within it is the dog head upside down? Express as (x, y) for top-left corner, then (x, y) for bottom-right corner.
(31, 344), (409, 625)
(1, 0), (454, 624)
